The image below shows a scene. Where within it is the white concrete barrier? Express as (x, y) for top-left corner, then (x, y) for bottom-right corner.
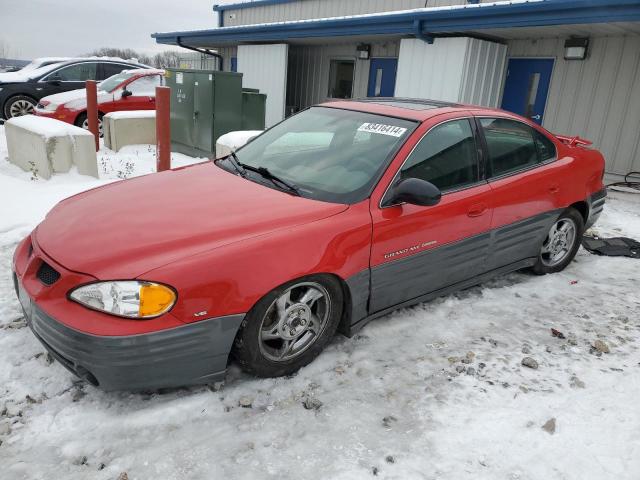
(215, 130), (263, 158)
(5, 116), (98, 179)
(104, 111), (156, 152)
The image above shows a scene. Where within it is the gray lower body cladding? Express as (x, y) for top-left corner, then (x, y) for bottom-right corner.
(345, 207), (575, 335)
(25, 302), (244, 391)
(586, 187), (606, 229)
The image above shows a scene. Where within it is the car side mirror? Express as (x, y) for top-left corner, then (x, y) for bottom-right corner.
(47, 79), (61, 86)
(382, 177), (442, 207)
(121, 89), (132, 98)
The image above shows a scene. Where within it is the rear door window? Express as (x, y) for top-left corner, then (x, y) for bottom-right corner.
(99, 63), (136, 80)
(480, 118), (555, 177)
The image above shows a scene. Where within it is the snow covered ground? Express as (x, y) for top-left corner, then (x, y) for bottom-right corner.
(0, 123), (639, 480)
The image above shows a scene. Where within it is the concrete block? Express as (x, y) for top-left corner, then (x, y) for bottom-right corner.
(104, 111), (156, 152)
(215, 130), (263, 158)
(5, 116), (98, 179)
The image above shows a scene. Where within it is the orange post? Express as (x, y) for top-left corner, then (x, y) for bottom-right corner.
(156, 86), (171, 172)
(85, 80), (99, 151)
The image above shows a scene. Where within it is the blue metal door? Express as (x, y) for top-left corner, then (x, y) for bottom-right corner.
(367, 58), (398, 97)
(501, 58), (554, 125)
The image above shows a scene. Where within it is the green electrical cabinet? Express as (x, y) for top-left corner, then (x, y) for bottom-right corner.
(166, 68), (247, 157)
(242, 89), (267, 131)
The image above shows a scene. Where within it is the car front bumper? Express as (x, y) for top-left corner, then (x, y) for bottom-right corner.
(15, 274), (244, 391)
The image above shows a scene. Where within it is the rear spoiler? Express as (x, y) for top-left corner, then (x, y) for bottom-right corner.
(555, 134), (593, 147)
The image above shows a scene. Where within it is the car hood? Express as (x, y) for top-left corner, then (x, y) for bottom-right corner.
(36, 162), (349, 279)
(41, 88), (112, 110)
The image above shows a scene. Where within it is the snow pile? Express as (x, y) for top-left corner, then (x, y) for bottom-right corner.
(0, 122), (639, 478)
(105, 110), (156, 120)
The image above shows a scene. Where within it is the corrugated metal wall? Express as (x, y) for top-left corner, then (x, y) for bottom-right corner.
(223, 0), (495, 27)
(395, 37), (506, 107)
(238, 44), (289, 126)
(508, 36), (640, 177)
(176, 47), (237, 71)
(286, 40), (400, 111)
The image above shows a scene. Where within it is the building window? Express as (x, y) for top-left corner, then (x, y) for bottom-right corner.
(328, 59), (355, 99)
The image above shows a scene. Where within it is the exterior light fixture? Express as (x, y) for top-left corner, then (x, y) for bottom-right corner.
(564, 37), (589, 60)
(357, 44), (371, 60)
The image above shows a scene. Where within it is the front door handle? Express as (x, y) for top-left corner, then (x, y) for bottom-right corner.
(467, 203), (488, 217)
(549, 183), (560, 194)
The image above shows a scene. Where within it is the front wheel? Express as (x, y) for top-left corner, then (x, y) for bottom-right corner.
(233, 275), (343, 378)
(531, 208), (584, 275)
(4, 95), (37, 119)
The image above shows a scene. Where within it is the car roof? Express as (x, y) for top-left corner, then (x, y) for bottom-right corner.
(321, 97), (475, 122)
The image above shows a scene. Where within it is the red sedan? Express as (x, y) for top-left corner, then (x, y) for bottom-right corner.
(13, 99), (606, 391)
(34, 68), (164, 133)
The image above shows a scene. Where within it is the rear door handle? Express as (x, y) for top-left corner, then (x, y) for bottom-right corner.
(467, 203), (488, 217)
(549, 184), (560, 194)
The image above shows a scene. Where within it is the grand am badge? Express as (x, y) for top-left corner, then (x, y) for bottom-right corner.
(384, 240), (438, 259)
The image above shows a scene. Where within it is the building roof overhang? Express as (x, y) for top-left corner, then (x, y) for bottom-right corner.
(153, 0), (640, 47)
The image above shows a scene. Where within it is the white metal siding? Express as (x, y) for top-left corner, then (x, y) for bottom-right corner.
(222, 0), (499, 27)
(460, 39), (507, 107)
(395, 38), (506, 107)
(508, 36), (640, 177)
(286, 40), (400, 111)
(237, 44), (289, 126)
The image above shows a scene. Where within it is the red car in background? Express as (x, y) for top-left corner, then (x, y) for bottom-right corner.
(34, 68), (164, 134)
(13, 99), (606, 391)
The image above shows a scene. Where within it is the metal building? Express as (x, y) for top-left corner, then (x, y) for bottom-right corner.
(153, 0), (640, 180)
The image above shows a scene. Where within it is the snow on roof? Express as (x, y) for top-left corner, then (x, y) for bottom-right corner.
(0, 57), (148, 83)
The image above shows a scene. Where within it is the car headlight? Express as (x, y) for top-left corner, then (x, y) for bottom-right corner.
(69, 281), (176, 319)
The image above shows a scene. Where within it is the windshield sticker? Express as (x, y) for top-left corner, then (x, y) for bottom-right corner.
(358, 123), (407, 137)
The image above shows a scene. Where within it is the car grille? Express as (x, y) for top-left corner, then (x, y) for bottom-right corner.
(37, 261), (61, 286)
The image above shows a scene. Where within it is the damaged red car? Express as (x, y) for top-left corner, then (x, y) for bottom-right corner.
(13, 99), (606, 390)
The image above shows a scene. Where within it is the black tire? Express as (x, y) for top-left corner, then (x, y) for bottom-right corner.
(531, 207), (584, 275)
(3, 95), (37, 119)
(75, 112), (104, 137)
(233, 274), (344, 378)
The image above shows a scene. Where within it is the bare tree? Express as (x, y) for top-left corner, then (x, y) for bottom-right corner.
(0, 38), (11, 59)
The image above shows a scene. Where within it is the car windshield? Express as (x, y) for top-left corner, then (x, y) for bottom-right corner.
(229, 107), (416, 204)
(98, 71), (135, 92)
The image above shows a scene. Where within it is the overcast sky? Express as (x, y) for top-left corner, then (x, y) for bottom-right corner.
(1, 0), (239, 60)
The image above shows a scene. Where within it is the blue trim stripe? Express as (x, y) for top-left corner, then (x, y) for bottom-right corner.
(213, 0), (297, 12)
(155, 0), (640, 46)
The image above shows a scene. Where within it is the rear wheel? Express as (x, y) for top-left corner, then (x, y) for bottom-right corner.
(4, 95), (36, 119)
(233, 275), (343, 377)
(532, 208), (584, 275)
(75, 112), (104, 137)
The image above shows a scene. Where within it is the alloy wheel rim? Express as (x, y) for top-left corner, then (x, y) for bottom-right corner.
(82, 117), (104, 137)
(9, 99), (35, 117)
(258, 282), (331, 362)
(541, 218), (577, 267)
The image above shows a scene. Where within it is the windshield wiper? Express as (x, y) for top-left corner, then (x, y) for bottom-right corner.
(244, 164), (302, 197)
(219, 153), (301, 196)
(222, 151), (246, 178)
